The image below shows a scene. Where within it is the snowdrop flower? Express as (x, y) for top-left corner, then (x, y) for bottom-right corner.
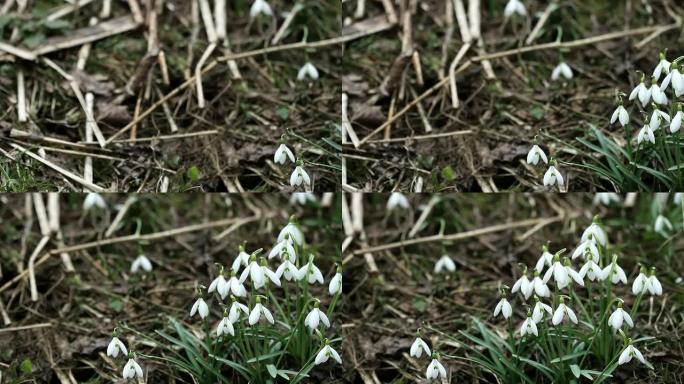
(600, 255), (627, 284)
(652, 51), (671, 81)
(646, 268), (663, 296)
(274, 144), (295, 164)
(542, 256), (567, 288)
(608, 300), (634, 331)
(226, 271), (247, 298)
(632, 267), (648, 295)
(531, 270), (550, 297)
(290, 192), (317, 205)
(618, 342), (647, 365)
(504, 0), (526, 18)
(290, 164), (311, 187)
(410, 334), (431, 358)
(269, 239), (296, 262)
(661, 64), (684, 96)
(228, 297), (249, 323)
(231, 245), (250, 272)
(675, 193), (684, 205)
(190, 297), (209, 319)
(593, 193), (621, 206)
(526, 144), (548, 166)
(434, 255), (456, 274)
(629, 77), (651, 107)
(315, 341), (342, 365)
(83, 193), (106, 210)
(534, 244), (553, 272)
(543, 163), (564, 188)
(329, 265), (342, 295)
(122, 357), (143, 379)
(275, 259), (298, 281)
(426, 353), (447, 379)
(650, 78), (668, 105)
(239, 255), (266, 289)
(649, 107), (670, 130)
(512, 267), (533, 299)
(493, 297), (512, 319)
(532, 297), (552, 323)
(304, 301), (330, 331)
(278, 220), (304, 246)
(552, 298), (578, 325)
(637, 124), (656, 145)
(248, 297), (275, 325)
(654, 214), (673, 236)
(579, 259), (602, 282)
(581, 219), (607, 246)
(130, 255), (152, 273)
(259, 258), (282, 288)
(297, 256), (325, 284)
(208, 269), (229, 298)
(249, 0), (272, 18)
(551, 62), (573, 81)
(520, 315), (538, 337)
(610, 104), (630, 127)
(217, 315), (235, 336)
(572, 240), (599, 261)
(107, 333), (128, 358)
(387, 192), (410, 210)
(297, 62), (319, 81)
(670, 106), (682, 133)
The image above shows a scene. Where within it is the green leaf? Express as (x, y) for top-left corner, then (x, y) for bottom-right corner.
(441, 165), (455, 182)
(22, 33), (46, 48)
(275, 106), (289, 120)
(266, 364), (278, 378)
(186, 166), (201, 181)
(413, 297), (427, 312)
(20, 358), (33, 373)
(108, 298), (123, 312)
(570, 364), (581, 378)
(43, 19), (71, 30)
(530, 106), (545, 120)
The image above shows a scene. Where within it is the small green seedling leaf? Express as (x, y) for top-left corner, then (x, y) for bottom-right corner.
(20, 358), (33, 373)
(570, 364), (581, 378)
(186, 166), (201, 181)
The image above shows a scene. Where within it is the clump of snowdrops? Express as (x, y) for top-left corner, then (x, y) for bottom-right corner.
(107, 217), (342, 383)
(409, 216), (662, 383)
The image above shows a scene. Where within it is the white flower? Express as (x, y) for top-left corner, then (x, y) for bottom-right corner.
(493, 298), (512, 319)
(670, 110), (682, 133)
(646, 272), (663, 296)
(434, 255), (456, 274)
(572, 240), (599, 261)
(315, 344), (342, 365)
(551, 62), (573, 81)
(593, 193), (621, 206)
(600, 258), (627, 284)
(275, 259), (298, 281)
(552, 302), (578, 325)
(269, 239), (296, 262)
(304, 306), (330, 331)
(329, 272), (342, 295)
(651, 82), (667, 105)
(543, 260), (568, 289)
(675, 193), (684, 205)
(274, 144), (295, 164)
(629, 81), (651, 107)
(297, 62), (319, 81)
(608, 305), (634, 331)
(504, 0), (527, 18)
(226, 273), (247, 298)
(228, 300), (249, 323)
(610, 105), (630, 126)
(290, 192), (317, 205)
(190, 298), (209, 319)
(653, 55), (671, 81)
(239, 259), (265, 289)
(654, 215), (673, 235)
(231, 248), (250, 272)
(531, 273), (550, 297)
(248, 301), (275, 325)
(579, 259), (602, 282)
(543, 165), (564, 188)
(632, 271), (648, 295)
(297, 259), (325, 284)
(618, 344), (647, 365)
(387, 192), (410, 210)
(208, 273), (228, 298)
(249, 0), (272, 18)
(260, 262), (282, 288)
(426, 358), (447, 379)
(581, 222), (607, 246)
(107, 336), (127, 358)
(662, 67), (684, 96)
(410, 337), (431, 358)
(512, 272), (533, 299)
(290, 166), (311, 187)
(83, 193), (106, 210)
(130, 255), (152, 273)
(535, 248), (553, 272)
(526, 145), (548, 166)
(217, 317), (235, 336)
(637, 124), (656, 145)
(520, 316), (538, 336)
(649, 109), (670, 130)
(122, 358), (143, 379)
(278, 222), (304, 245)
(532, 300), (553, 323)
